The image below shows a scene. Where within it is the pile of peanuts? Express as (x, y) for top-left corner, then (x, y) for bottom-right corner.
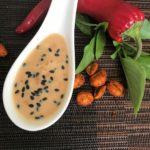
(74, 63), (125, 106)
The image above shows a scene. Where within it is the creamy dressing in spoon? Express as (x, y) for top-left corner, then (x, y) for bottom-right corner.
(13, 34), (69, 122)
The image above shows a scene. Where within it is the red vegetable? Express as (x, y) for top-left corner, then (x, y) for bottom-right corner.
(77, 0), (145, 42)
(16, 0), (145, 58)
(16, 0), (144, 41)
(16, 0), (52, 34)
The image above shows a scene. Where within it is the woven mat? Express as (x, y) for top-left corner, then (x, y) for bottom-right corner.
(0, 0), (150, 149)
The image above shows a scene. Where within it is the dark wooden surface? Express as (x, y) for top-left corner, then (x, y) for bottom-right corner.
(0, 0), (150, 149)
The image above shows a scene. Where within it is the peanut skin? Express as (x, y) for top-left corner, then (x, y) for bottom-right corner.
(76, 92), (94, 106)
(90, 70), (107, 88)
(0, 43), (8, 57)
(107, 80), (125, 97)
(74, 74), (85, 89)
(86, 63), (99, 76)
(94, 85), (106, 100)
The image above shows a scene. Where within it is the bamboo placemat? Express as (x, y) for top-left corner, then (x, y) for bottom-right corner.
(0, 0), (150, 149)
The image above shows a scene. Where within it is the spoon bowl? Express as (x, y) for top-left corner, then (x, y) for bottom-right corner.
(3, 0), (78, 131)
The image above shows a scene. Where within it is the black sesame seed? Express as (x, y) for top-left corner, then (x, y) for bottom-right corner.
(40, 115), (44, 118)
(35, 116), (40, 120)
(26, 84), (30, 90)
(41, 58), (44, 61)
(36, 72), (40, 77)
(61, 94), (64, 99)
(45, 90), (49, 93)
(44, 86), (48, 90)
(53, 101), (61, 106)
(56, 49), (60, 53)
(49, 70), (55, 73)
(31, 92), (35, 96)
(42, 97), (47, 101)
(25, 80), (29, 85)
(55, 53), (60, 57)
(32, 74), (36, 78)
(28, 104), (34, 108)
(35, 90), (38, 93)
(50, 76), (53, 80)
(42, 75), (46, 79)
(42, 54), (46, 57)
(30, 111), (34, 115)
(30, 96), (34, 100)
(41, 80), (47, 85)
(22, 87), (25, 92)
(36, 103), (41, 107)
(53, 100), (57, 104)
(14, 83), (17, 88)
(64, 78), (68, 81)
(37, 88), (42, 92)
(22, 63), (27, 67)
(15, 90), (20, 94)
(54, 88), (59, 92)
(36, 45), (40, 49)
(61, 65), (65, 70)
(29, 74), (32, 78)
(38, 90), (42, 94)
(16, 104), (20, 109)
(26, 71), (31, 75)
(34, 90), (40, 96)
(48, 48), (52, 52)
(26, 71), (32, 78)
(57, 102), (61, 106)
(66, 60), (68, 64)
(21, 93), (24, 98)
(26, 71), (30, 74)
(36, 107), (39, 112)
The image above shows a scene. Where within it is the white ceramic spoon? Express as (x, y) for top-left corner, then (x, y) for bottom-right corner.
(3, 0), (78, 131)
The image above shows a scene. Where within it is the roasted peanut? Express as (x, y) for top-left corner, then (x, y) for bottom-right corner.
(76, 92), (94, 106)
(107, 80), (125, 97)
(94, 85), (106, 100)
(90, 70), (107, 87)
(0, 43), (8, 57)
(74, 74), (85, 89)
(86, 63), (99, 76)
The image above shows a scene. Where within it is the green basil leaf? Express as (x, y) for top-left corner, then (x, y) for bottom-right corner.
(76, 36), (96, 74)
(137, 55), (150, 80)
(120, 57), (146, 115)
(95, 30), (106, 60)
(76, 13), (94, 36)
(140, 19), (150, 40)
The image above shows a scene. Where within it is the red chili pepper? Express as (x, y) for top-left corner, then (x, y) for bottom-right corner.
(16, 0), (52, 34)
(15, 0), (145, 59)
(16, 0), (144, 41)
(77, 0), (145, 42)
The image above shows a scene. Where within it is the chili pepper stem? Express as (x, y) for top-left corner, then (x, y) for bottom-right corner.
(134, 34), (142, 60)
(122, 21), (143, 60)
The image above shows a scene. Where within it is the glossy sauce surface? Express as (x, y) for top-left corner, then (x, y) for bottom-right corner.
(13, 34), (69, 122)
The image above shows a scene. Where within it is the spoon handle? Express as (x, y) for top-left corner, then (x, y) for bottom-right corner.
(39, 0), (78, 36)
